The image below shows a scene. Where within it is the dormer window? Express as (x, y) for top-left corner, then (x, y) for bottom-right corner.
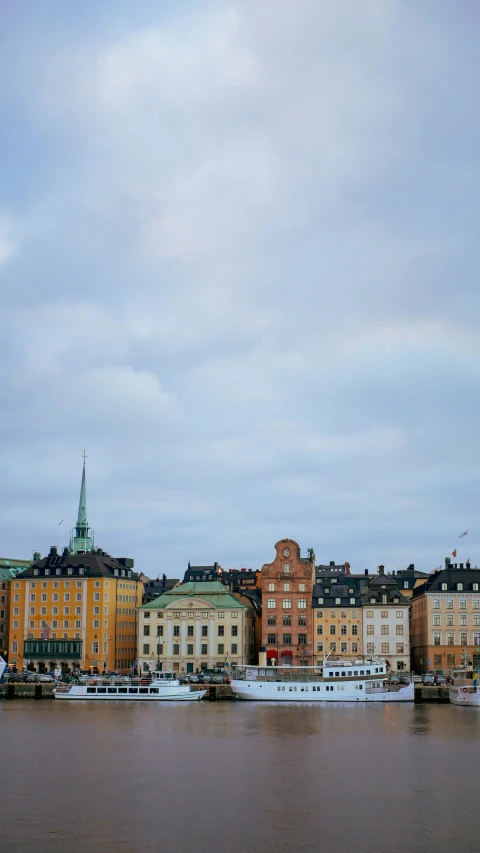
(325, 589), (330, 594)
(403, 581), (409, 588)
(457, 583), (463, 591)
(441, 583), (447, 590)
(34, 569), (39, 576)
(67, 568), (73, 575)
(370, 598), (376, 604)
(56, 568), (61, 576)
(335, 598), (341, 605)
(114, 569), (119, 576)
(79, 567), (84, 575)
(45, 569), (50, 576)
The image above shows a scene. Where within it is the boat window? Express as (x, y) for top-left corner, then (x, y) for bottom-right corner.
(97, 688), (106, 694)
(366, 670), (370, 675)
(335, 671), (340, 677)
(118, 688), (127, 693)
(128, 687), (139, 694)
(139, 688), (148, 694)
(358, 684), (363, 689)
(87, 687), (95, 694)
(341, 672), (346, 676)
(354, 671), (358, 676)
(150, 688), (159, 694)
(107, 687), (117, 694)
(360, 670), (364, 675)
(375, 668), (378, 673)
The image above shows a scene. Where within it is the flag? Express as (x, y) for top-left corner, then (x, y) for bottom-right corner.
(41, 623), (52, 640)
(224, 657), (230, 668)
(452, 550), (457, 558)
(459, 530), (469, 538)
(473, 672), (478, 688)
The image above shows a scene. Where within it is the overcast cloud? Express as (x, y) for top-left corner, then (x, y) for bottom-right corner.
(1, 1), (479, 575)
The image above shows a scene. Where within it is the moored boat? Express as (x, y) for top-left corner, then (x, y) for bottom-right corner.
(231, 658), (414, 702)
(449, 667), (480, 707)
(55, 670), (207, 701)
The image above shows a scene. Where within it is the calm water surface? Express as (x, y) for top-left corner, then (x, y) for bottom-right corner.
(3, 701), (479, 853)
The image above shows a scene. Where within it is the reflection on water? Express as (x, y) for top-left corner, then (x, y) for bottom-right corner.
(2, 701), (479, 853)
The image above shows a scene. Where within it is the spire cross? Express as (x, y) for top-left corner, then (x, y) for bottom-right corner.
(83, 449), (87, 467)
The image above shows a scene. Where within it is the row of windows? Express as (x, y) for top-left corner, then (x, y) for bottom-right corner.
(267, 582), (306, 592)
(432, 614), (480, 626)
(432, 599), (479, 610)
(144, 624), (238, 637)
(317, 624), (359, 635)
(267, 599), (307, 609)
(14, 580), (104, 589)
(267, 616), (307, 626)
(315, 641), (405, 654)
(142, 643), (239, 656)
(432, 632), (480, 645)
(142, 611), (238, 619)
(267, 634), (307, 645)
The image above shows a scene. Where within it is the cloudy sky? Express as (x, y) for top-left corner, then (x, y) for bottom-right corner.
(1, 1), (479, 576)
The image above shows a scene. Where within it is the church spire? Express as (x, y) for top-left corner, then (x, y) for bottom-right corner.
(70, 451), (94, 554)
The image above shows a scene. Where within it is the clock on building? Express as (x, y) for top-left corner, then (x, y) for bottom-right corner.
(283, 549), (290, 557)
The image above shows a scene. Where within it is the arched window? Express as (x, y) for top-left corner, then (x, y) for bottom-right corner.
(267, 598), (276, 609)
(282, 598), (292, 609)
(298, 599), (307, 609)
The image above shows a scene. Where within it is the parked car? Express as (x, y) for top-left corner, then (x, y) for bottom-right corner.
(412, 675), (422, 683)
(188, 675), (200, 684)
(25, 674), (38, 682)
(399, 676), (411, 685)
(423, 673), (435, 685)
(38, 674), (55, 682)
(435, 674), (446, 685)
(7, 674), (23, 683)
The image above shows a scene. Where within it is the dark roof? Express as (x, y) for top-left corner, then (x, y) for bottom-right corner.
(16, 547), (138, 580)
(142, 577), (179, 603)
(313, 577), (365, 607)
(412, 567), (480, 597)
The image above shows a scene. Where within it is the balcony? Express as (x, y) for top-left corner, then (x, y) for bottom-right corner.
(278, 572), (295, 580)
(24, 639), (83, 659)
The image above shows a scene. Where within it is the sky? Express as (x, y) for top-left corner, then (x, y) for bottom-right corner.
(1, 0), (479, 577)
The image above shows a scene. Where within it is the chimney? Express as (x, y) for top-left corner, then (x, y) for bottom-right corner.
(460, 563), (464, 569)
(49, 545), (58, 557)
(466, 560), (471, 569)
(330, 561), (335, 567)
(364, 569), (369, 576)
(378, 565), (384, 573)
(445, 557), (451, 569)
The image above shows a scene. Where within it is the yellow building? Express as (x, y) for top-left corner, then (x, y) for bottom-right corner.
(9, 460), (142, 674)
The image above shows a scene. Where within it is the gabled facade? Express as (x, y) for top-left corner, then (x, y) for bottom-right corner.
(312, 574), (364, 663)
(261, 539), (316, 666)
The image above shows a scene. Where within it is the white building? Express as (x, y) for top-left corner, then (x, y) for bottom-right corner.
(361, 572), (410, 671)
(137, 581), (254, 674)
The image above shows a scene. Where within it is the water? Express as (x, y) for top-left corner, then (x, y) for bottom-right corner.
(2, 701), (479, 853)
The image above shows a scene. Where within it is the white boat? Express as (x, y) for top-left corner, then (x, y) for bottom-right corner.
(54, 670), (207, 701)
(231, 659), (414, 702)
(449, 667), (480, 707)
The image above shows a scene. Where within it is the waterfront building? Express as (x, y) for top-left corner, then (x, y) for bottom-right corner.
(137, 581), (255, 674)
(8, 459), (142, 674)
(0, 558), (32, 660)
(410, 558), (480, 674)
(361, 569), (410, 671)
(312, 574), (364, 664)
(260, 539), (316, 666)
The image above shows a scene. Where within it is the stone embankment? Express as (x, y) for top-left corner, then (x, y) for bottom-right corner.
(0, 683), (55, 699)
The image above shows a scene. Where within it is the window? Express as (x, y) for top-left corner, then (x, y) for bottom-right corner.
(474, 633), (480, 645)
(447, 599), (453, 610)
(460, 632), (468, 645)
(282, 599), (292, 609)
(93, 620), (99, 629)
(283, 633), (292, 645)
(447, 614), (454, 626)
(75, 607), (81, 615)
(298, 615), (307, 625)
(41, 607), (47, 615)
(232, 612), (238, 618)
(340, 611), (347, 619)
(474, 616), (480, 627)
(157, 644), (163, 655)
(173, 625), (180, 637)
(298, 598), (306, 609)
(441, 583), (447, 590)
(144, 625), (150, 636)
(53, 594), (58, 601)
(94, 607), (100, 615)
(187, 644), (194, 655)
(268, 583), (275, 591)
(329, 642), (336, 651)
(350, 598), (355, 605)
(12, 641), (18, 653)
(76, 593), (82, 601)
(218, 612), (224, 619)
(432, 599), (440, 609)
(231, 625), (238, 637)
(41, 594), (47, 602)
(434, 654), (442, 665)
(201, 644), (208, 655)
(460, 615), (467, 626)
(457, 583), (463, 591)
(381, 610), (388, 618)
(459, 600), (467, 610)
(367, 625), (374, 635)
(298, 633), (307, 645)
(447, 654), (455, 666)
(352, 642), (358, 653)
(299, 583), (305, 592)
(52, 607), (58, 616)
(366, 610), (373, 618)
(173, 644), (179, 655)
(217, 644), (224, 654)
(352, 624), (358, 635)
(187, 625), (194, 637)
(474, 585), (479, 593)
(474, 600), (480, 610)
(267, 633), (277, 644)
(447, 632), (454, 646)
(283, 583), (290, 592)
(317, 625), (323, 635)
(339, 624), (346, 635)
(381, 643), (389, 654)
(283, 564), (290, 573)
(341, 642), (347, 653)
(433, 615), (441, 626)
(267, 616), (276, 626)
(30, 594), (36, 602)
(157, 625), (164, 637)
(64, 607), (70, 615)
(381, 625), (389, 635)
(267, 598), (276, 609)
(433, 632), (441, 645)
(396, 625), (404, 635)
(317, 641), (324, 652)
(231, 644), (238, 654)
(12, 620), (18, 628)
(396, 611), (403, 618)
(201, 625), (208, 637)
(329, 625), (336, 635)
(335, 598), (341, 605)
(92, 641), (99, 654)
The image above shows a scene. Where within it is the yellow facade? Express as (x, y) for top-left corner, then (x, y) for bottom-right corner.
(9, 554), (142, 673)
(313, 606), (362, 663)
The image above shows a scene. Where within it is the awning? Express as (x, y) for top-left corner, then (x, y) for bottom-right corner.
(266, 649), (277, 659)
(281, 649), (293, 657)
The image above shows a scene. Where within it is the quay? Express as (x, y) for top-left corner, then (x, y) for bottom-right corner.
(0, 683), (451, 702)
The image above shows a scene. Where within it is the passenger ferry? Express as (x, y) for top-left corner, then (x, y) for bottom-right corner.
(449, 667), (480, 707)
(231, 659), (414, 702)
(55, 670), (207, 701)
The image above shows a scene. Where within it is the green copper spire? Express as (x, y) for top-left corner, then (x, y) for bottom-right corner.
(70, 451), (94, 554)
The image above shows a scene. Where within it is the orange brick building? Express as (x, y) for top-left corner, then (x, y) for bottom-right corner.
(261, 539), (316, 666)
